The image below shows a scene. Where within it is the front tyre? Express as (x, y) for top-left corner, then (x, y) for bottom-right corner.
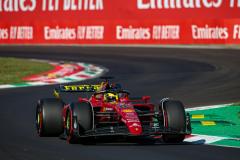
(160, 100), (186, 143)
(66, 102), (94, 144)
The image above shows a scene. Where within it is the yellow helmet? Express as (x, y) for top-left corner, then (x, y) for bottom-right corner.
(104, 93), (118, 102)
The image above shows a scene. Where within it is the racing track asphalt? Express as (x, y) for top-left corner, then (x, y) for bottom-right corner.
(0, 46), (239, 160)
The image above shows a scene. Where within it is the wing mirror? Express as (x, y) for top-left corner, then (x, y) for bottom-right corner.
(142, 96), (150, 103)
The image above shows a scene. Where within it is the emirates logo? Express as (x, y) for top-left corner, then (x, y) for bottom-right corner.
(137, 0), (240, 9)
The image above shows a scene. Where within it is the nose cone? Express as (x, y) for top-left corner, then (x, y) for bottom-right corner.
(128, 122), (142, 135)
(119, 106), (142, 135)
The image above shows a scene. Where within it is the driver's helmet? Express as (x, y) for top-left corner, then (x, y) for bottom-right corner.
(104, 93), (118, 102)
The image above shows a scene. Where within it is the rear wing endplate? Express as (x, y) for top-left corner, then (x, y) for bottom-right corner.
(53, 84), (101, 98)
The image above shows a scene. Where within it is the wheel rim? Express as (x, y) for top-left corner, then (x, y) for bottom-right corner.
(36, 107), (43, 135)
(37, 113), (40, 126)
(66, 113), (70, 131)
(66, 111), (72, 137)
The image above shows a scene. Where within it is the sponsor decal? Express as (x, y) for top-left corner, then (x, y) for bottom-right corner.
(1, 0), (240, 13)
(152, 25), (180, 40)
(116, 25), (151, 40)
(233, 24), (240, 39)
(0, 0), (37, 12)
(122, 109), (135, 113)
(0, 1), (240, 44)
(105, 107), (113, 111)
(192, 25), (229, 40)
(44, 25), (104, 40)
(62, 85), (101, 91)
(116, 25), (180, 40)
(137, 0), (240, 10)
(0, 0), (104, 12)
(127, 119), (141, 123)
(137, 0), (226, 10)
(0, 26), (33, 40)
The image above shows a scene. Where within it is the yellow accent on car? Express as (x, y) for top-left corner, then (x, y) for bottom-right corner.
(122, 109), (134, 113)
(104, 93), (119, 102)
(63, 85), (101, 91)
(53, 89), (60, 98)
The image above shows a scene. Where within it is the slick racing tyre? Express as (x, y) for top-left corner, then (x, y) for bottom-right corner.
(161, 100), (186, 143)
(36, 98), (64, 137)
(66, 102), (94, 144)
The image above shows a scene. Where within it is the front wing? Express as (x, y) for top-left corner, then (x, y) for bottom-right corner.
(78, 125), (192, 138)
(70, 111), (192, 138)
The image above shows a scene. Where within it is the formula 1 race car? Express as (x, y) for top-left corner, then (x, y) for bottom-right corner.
(35, 77), (191, 144)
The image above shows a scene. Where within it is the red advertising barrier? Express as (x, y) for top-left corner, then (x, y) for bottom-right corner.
(0, 0), (240, 44)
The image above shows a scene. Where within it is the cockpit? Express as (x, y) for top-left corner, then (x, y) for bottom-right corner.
(93, 90), (130, 103)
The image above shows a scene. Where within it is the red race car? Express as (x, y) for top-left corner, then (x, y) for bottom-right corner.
(36, 77), (191, 144)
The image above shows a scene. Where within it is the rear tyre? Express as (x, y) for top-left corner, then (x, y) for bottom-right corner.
(66, 102), (94, 144)
(160, 100), (186, 143)
(36, 98), (64, 137)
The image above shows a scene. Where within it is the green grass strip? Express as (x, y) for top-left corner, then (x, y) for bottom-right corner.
(0, 57), (54, 85)
(189, 104), (240, 138)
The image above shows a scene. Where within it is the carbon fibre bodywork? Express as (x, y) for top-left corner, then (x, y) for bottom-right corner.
(57, 81), (191, 142)
(36, 78), (191, 143)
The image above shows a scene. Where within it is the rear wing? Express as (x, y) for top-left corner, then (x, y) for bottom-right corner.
(53, 84), (101, 98)
(59, 85), (101, 92)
